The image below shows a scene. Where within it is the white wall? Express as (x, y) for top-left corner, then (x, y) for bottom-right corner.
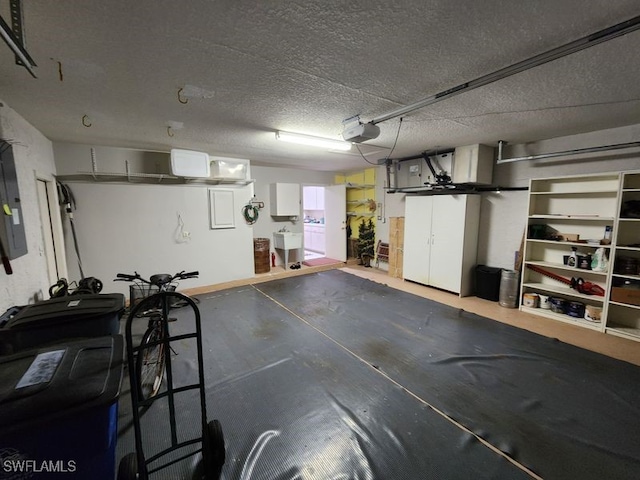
(482, 123), (640, 269)
(0, 100), (64, 312)
(52, 144), (338, 298)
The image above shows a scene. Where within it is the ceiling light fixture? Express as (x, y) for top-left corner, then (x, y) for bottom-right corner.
(275, 131), (352, 151)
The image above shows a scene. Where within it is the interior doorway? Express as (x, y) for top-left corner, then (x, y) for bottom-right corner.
(302, 184), (346, 264)
(302, 185), (325, 260)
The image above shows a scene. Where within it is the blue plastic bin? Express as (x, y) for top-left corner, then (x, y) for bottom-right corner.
(0, 335), (124, 479)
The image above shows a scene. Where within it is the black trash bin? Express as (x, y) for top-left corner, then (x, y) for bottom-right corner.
(475, 265), (502, 301)
(0, 293), (125, 355)
(0, 335), (124, 480)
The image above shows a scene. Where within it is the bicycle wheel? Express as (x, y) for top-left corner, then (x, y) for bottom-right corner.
(136, 322), (166, 400)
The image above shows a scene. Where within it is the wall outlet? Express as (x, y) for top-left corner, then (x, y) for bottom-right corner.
(182, 231), (191, 238)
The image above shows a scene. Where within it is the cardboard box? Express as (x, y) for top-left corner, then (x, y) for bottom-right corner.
(560, 233), (580, 242)
(611, 287), (640, 306)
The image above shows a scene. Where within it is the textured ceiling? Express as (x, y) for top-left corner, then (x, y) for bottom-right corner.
(1, 1), (639, 171)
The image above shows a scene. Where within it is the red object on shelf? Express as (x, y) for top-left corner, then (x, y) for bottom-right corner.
(271, 252), (276, 267)
(526, 264), (605, 296)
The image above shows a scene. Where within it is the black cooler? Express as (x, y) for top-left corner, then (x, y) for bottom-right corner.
(0, 294), (125, 355)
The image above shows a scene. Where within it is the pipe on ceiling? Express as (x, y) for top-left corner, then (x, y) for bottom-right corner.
(369, 15), (640, 126)
(496, 140), (640, 164)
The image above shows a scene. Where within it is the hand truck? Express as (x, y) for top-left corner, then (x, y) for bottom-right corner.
(117, 290), (225, 479)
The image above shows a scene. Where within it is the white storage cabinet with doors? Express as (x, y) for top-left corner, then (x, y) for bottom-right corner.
(270, 183), (300, 216)
(402, 194), (481, 296)
(303, 186), (325, 210)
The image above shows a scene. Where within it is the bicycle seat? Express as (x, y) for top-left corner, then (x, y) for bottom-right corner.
(150, 274), (172, 286)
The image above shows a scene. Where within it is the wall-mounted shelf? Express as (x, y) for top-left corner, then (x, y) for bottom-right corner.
(526, 239), (612, 249)
(55, 172), (255, 186)
(521, 306), (604, 331)
(344, 183), (375, 189)
(524, 260), (609, 277)
(347, 212), (375, 217)
(529, 214), (615, 221)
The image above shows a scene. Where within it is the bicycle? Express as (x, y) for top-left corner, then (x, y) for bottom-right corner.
(114, 270), (199, 399)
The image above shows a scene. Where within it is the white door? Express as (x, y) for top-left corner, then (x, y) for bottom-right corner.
(429, 195), (466, 293)
(403, 196), (433, 285)
(324, 184), (346, 261)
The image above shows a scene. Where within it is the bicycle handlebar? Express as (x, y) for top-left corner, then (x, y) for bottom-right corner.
(114, 270), (199, 284)
(115, 272), (140, 281)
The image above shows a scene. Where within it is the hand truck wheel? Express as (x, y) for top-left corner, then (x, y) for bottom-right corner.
(203, 419), (225, 479)
(117, 452), (139, 480)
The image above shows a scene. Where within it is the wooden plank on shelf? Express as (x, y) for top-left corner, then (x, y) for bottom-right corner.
(515, 230), (525, 272)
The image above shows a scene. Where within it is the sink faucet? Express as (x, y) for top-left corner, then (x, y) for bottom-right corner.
(279, 226), (288, 232)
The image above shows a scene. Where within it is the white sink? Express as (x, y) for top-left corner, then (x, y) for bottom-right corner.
(273, 232), (303, 250)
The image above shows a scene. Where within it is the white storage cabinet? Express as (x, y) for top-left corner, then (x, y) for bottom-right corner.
(303, 186), (325, 210)
(402, 194), (481, 296)
(304, 224), (325, 253)
(270, 183), (300, 216)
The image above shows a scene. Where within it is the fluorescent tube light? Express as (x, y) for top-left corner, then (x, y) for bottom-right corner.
(276, 131), (352, 151)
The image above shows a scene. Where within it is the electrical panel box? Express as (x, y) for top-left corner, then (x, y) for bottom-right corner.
(395, 159), (423, 188)
(270, 183), (300, 216)
(453, 144), (495, 185)
(0, 143), (27, 259)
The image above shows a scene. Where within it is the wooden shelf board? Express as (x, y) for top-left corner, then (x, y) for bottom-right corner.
(522, 283), (605, 302)
(615, 246), (640, 252)
(605, 325), (640, 341)
(524, 260), (608, 277)
(609, 301), (640, 310)
(521, 306), (603, 331)
(530, 190), (618, 195)
(526, 239), (611, 248)
(529, 214), (615, 221)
